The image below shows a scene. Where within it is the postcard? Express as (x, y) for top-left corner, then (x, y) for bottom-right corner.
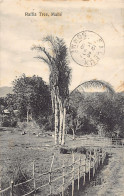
(0, 0), (124, 196)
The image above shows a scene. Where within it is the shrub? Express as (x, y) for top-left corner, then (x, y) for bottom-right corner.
(1, 160), (33, 196)
(2, 119), (11, 127)
(13, 168), (33, 196)
(60, 146), (93, 155)
(1, 116), (17, 127)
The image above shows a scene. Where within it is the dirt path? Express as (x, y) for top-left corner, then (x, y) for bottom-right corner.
(81, 148), (124, 196)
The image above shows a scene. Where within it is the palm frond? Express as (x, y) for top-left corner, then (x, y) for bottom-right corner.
(43, 35), (58, 55)
(32, 35), (71, 104)
(32, 45), (53, 64)
(34, 56), (51, 68)
(70, 80), (115, 96)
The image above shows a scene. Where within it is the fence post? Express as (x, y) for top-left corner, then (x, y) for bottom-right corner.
(101, 148), (103, 164)
(72, 129), (75, 140)
(72, 153), (74, 196)
(83, 158), (86, 185)
(96, 150), (98, 169)
(10, 180), (14, 196)
(111, 137), (113, 146)
(93, 148), (95, 176)
(99, 148), (101, 165)
(93, 157), (95, 177)
(78, 156), (81, 190)
(0, 176), (1, 192)
(104, 151), (106, 162)
(49, 154), (55, 195)
(62, 160), (65, 196)
(103, 150), (104, 163)
(98, 149), (100, 166)
(97, 150), (99, 167)
(33, 161), (36, 196)
(49, 171), (52, 195)
(92, 149), (94, 177)
(89, 150), (91, 181)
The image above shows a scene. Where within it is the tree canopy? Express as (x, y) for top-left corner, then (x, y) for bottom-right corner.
(68, 91), (124, 137)
(32, 35), (71, 144)
(32, 35), (71, 105)
(12, 74), (52, 121)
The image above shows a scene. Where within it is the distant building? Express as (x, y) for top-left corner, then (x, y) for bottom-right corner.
(3, 109), (10, 115)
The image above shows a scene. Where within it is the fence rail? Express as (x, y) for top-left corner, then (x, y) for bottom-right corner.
(66, 135), (124, 148)
(0, 147), (107, 196)
(1, 136), (123, 196)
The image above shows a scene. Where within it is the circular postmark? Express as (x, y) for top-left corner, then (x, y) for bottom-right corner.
(70, 31), (105, 67)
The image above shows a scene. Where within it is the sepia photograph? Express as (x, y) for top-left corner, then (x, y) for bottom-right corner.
(0, 0), (124, 195)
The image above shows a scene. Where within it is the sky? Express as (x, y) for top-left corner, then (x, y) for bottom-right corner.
(0, 0), (124, 92)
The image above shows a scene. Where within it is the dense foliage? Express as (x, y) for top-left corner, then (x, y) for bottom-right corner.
(67, 91), (124, 138)
(0, 75), (52, 128)
(12, 74), (52, 120)
(0, 76), (124, 138)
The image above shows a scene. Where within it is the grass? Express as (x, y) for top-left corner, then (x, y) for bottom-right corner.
(0, 128), (52, 194)
(0, 129), (87, 195)
(0, 129), (118, 196)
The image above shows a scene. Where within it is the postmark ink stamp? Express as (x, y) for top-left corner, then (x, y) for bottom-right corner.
(70, 31), (105, 67)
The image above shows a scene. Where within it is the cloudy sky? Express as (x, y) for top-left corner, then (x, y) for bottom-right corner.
(0, 0), (124, 92)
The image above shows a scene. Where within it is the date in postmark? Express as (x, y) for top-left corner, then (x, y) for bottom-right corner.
(70, 31), (105, 67)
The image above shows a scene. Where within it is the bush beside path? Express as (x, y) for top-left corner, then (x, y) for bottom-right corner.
(80, 148), (124, 196)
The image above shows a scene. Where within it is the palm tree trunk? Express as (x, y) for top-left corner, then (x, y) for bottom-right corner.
(72, 128), (75, 140)
(27, 109), (29, 123)
(59, 100), (64, 144)
(54, 94), (59, 145)
(59, 108), (63, 144)
(62, 107), (66, 145)
(51, 90), (55, 113)
(30, 112), (32, 121)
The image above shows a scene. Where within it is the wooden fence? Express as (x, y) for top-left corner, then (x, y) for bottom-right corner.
(66, 135), (124, 148)
(0, 148), (107, 196)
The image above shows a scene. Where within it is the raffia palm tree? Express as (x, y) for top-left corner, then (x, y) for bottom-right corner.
(69, 79), (115, 137)
(32, 36), (71, 145)
(70, 79), (115, 96)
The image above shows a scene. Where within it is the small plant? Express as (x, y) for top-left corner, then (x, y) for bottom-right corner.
(13, 168), (32, 196)
(1, 159), (33, 196)
(60, 146), (89, 154)
(60, 146), (101, 156)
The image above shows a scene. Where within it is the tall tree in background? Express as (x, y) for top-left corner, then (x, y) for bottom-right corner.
(13, 74), (52, 122)
(5, 93), (17, 113)
(0, 97), (7, 113)
(69, 80), (115, 136)
(32, 36), (71, 145)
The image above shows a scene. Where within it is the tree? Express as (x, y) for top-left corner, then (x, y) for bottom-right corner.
(77, 92), (115, 136)
(70, 80), (115, 96)
(12, 74), (52, 122)
(112, 92), (124, 137)
(68, 80), (115, 136)
(5, 94), (17, 111)
(0, 97), (7, 114)
(32, 35), (71, 145)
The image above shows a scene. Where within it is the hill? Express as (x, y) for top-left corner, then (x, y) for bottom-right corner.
(0, 86), (13, 97)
